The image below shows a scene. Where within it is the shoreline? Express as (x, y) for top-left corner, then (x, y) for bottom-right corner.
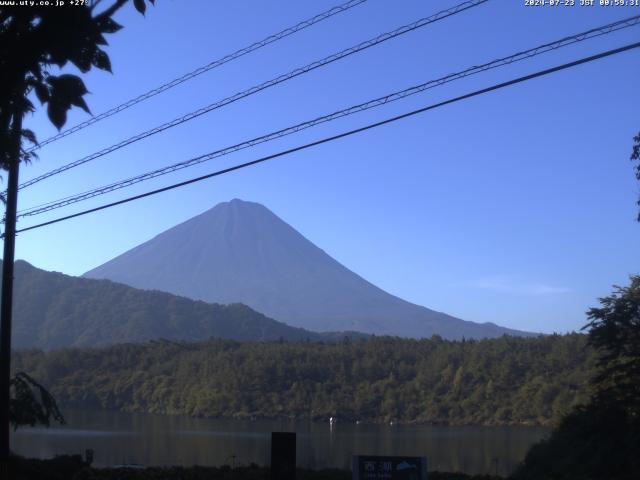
(53, 406), (559, 429)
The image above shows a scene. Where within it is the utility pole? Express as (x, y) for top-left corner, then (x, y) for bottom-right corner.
(0, 111), (22, 469)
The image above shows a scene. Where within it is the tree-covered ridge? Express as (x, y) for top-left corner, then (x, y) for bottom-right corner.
(5, 260), (325, 349)
(14, 334), (594, 426)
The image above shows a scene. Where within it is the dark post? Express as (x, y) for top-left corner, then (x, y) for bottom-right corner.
(0, 113), (22, 468)
(271, 432), (296, 480)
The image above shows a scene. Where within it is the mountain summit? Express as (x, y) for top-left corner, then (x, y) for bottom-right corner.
(84, 199), (530, 339)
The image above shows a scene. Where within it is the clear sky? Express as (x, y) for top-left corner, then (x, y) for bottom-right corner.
(6, 0), (639, 334)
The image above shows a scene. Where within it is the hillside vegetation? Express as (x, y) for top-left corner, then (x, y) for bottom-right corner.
(6, 260), (324, 349)
(14, 334), (594, 426)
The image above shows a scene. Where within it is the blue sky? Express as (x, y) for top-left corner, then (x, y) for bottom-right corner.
(7, 0), (639, 334)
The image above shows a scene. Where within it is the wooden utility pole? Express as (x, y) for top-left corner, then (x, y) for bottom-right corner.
(0, 112), (22, 467)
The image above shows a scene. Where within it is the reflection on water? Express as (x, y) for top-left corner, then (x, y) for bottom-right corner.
(11, 410), (549, 476)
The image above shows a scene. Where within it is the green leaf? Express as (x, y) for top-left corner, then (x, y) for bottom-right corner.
(47, 101), (67, 130)
(95, 33), (109, 46)
(96, 17), (123, 34)
(34, 83), (50, 104)
(133, 0), (146, 15)
(70, 46), (94, 73)
(21, 129), (38, 146)
(22, 97), (35, 113)
(48, 74), (89, 98)
(70, 96), (91, 115)
(46, 75), (92, 122)
(93, 49), (112, 73)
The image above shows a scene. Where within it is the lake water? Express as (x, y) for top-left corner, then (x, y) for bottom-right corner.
(11, 410), (549, 476)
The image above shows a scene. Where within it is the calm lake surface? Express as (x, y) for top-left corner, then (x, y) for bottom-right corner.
(12, 410), (549, 476)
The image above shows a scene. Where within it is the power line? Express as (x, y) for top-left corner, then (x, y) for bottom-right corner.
(18, 0), (489, 191)
(27, 0), (370, 152)
(14, 41), (640, 236)
(17, 14), (640, 219)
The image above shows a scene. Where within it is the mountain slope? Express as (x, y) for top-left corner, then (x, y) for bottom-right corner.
(4, 260), (323, 349)
(85, 199), (532, 339)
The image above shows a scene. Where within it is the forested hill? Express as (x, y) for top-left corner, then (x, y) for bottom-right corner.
(14, 334), (596, 426)
(5, 260), (325, 349)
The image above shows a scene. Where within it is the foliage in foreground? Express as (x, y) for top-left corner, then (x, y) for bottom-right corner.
(512, 276), (640, 480)
(10, 372), (64, 430)
(14, 333), (594, 426)
(512, 403), (639, 480)
(1, 1), (156, 167)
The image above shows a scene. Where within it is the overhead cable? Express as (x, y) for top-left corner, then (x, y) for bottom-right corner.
(17, 14), (640, 219)
(27, 0), (370, 152)
(14, 41), (640, 235)
(18, 0), (489, 190)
